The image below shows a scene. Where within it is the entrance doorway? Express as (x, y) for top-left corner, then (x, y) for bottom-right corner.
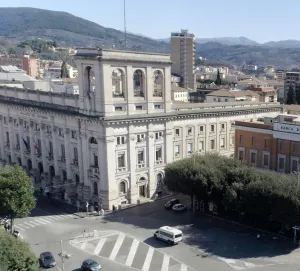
(139, 185), (146, 197)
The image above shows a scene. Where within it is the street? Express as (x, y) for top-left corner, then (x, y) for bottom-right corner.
(14, 194), (300, 271)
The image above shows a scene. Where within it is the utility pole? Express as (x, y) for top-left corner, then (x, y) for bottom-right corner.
(86, 201), (90, 237)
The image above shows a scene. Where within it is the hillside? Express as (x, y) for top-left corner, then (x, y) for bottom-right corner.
(0, 7), (166, 51)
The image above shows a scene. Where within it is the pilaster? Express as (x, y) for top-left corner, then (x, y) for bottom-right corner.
(18, 119), (26, 166)
(80, 132), (89, 186)
(51, 125), (59, 172)
(0, 117), (5, 160)
(126, 66), (134, 114)
(146, 66), (153, 113)
(64, 128), (72, 179)
(128, 125), (138, 203)
(147, 124), (156, 197)
(8, 118), (15, 163)
(40, 124), (48, 173)
(29, 121), (36, 169)
(165, 122), (174, 164)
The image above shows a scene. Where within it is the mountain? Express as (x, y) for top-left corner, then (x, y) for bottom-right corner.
(0, 7), (166, 51)
(263, 40), (300, 48)
(195, 37), (259, 46)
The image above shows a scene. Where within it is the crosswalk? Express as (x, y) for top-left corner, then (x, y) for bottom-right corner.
(71, 231), (195, 271)
(13, 213), (75, 232)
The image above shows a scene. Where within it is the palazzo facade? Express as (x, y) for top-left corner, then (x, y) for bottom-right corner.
(0, 48), (283, 209)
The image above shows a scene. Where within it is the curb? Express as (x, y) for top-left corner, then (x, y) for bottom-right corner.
(74, 193), (177, 218)
(202, 212), (293, 242)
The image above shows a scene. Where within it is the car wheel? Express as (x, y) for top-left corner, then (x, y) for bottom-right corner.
(168, 240), (172, 245)
(154, 234), (157, 239)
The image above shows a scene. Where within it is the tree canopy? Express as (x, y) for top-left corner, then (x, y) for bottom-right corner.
(0, 165), (36, 218)
(164, 153), (300, 227)
(0, 231), (39, 271)
(214, 69), (222, 85)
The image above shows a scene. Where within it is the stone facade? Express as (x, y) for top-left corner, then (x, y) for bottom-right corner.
(0, 48), (283, 210)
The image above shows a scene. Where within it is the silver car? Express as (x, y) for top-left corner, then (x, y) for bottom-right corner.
(39, 252), (56, 268)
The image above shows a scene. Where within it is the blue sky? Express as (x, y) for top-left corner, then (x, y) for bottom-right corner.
(1, 0), (298, 43)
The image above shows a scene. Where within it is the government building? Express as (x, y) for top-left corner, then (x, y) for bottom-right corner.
(0, 48), (283, 209)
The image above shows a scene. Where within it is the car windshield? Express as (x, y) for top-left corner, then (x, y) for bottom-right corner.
(44, 255), (52, 261)
(89, 261), (99, 267)
(175, 234), (182, 238)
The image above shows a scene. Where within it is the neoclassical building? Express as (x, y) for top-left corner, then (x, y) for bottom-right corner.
(0, 48), (283, 209)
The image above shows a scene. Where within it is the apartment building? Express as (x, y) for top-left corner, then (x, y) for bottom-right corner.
(171, 29), (196, 90)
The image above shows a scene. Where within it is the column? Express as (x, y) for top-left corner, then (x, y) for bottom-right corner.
(146, 66), (153, 114)
(8, 118), (15, 163)
(40, 124), (48, 186)
(126, 66), (134, 114)
(147, 124), (156, 198)
(80, 132), (91, 201)
(51, 125), (61, 196)
(18, 120), (26, 167)
(29, 121), (37, 169)
(64, 128), (72, 179)
(128, 125), (138, 204)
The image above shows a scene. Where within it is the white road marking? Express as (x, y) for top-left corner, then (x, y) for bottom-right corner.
(221, 258), (236, 264)
(16, 223), (30, 229)
(234, 267), (245, 270)
(125, 239), (139, 267)
(14, 225), (26, 231)
(80, 242), (87, 250)
(38, 217), (52, 224)
(29, 220), (40, 226)
(34, 218), (47, 225)
(24, 222), (36, 228)
(180, 264), (188, 271)
(109, 233), (125, 261)
(142, 247), (154, 271)
(245, 262), (255, 268)
(161, 255), (170, 271)
(48, 216), (60, 221)
(93, 238), (107, 255)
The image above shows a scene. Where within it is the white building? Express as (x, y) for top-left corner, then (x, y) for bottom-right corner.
(0, 48), (283, 210)
(206, 89), (259, 103)
(171, 86), (189, 102)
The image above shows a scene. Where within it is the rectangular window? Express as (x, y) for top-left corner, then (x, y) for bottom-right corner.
(58, 128), (64, 137)
(117, 153), (125, 168)
(239, 150), (244, 161)
(251, 152), (256, 164)
(210, 125), (215, 132)
(210, 139), (215, 150)
(279, 157), (285, 170)
(221, 123), (225, 130)
(3, 117), (6, 124)
(115, 106), (123, 111)
(35, 123), (40, 131)
(154, 104), (161, 109)
(264, 139), (268, 147)
(71, 130), (77, 139)
(37, 139), (42, 155)
(251, 137), (255, 146)
(49, 142), (53, 156)
(135, 105), (143, 110)
(16, 134), (20, 146)
(187, 143), (193, 153)
(292, 143), (296, 153)
(199, 141), (204, 152)
(117, 136), (125, 145)
(27, 136), (30, 150)
(94, 154), (98, 167)
(137, 134), (145, 143)
(175, 128), (180, 137)
(155, 132), (163, 140)
(239, 135), (243, 144)
(187, 127), (193, 136)
(61, 144), (65, 158)
(225, 98), (228, 102)
(137, 150), (144, 165)
(174, 144), (180, 156)
(220, 138), (225, 149)
(6, 131), (9, 144)
(155, 147), (162, 161)
(74, 147), (78, 161)
(263, 154), (269, 166)
(279, 140), (283, 151)
(199, 126), (204, 133)
(292, 159), (298, 172)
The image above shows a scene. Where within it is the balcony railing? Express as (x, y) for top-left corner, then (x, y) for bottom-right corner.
(134, 90), (144, 97)
(153, 91), (163, 97)
(113, 92), (124, 98)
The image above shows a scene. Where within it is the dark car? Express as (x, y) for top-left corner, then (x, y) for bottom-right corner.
(164, 198), (180, 209)
(39, 252), (56, 268)
(81, 259), (102, 271)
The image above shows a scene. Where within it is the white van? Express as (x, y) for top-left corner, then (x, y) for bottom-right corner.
(153, 226), (183, 245)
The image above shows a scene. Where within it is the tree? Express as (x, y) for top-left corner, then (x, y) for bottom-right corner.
(286, 85), (296, 104)
(296, 86), (300, 104)
(215, 69), (222, 85)
(0, 166), (36, 233)
(61, 61), (70, 78)
(0, 231), (39, 271)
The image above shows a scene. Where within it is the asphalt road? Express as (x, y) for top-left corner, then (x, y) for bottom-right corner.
(13, 194), (300, 271)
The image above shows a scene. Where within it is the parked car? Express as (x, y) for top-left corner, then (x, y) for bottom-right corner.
(172, 204), (187, 212)
(164, 198), (180, 209)
(81, 259), (102, 271)
(39, 252), (56, 268)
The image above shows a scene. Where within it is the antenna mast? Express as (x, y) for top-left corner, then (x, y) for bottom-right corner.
(124, 0), (127, 50)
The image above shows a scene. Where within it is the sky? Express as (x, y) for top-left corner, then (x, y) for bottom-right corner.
(1, 0), (299, 43)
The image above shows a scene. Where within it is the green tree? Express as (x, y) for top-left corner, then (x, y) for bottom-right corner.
(296, 85), (300, 104)
(61, 61), (70, 78)
(286, 85), (297, 104)
(215, 69), (222, 85)
(0, 231), (39, 271)
(0, 166), (36, 233)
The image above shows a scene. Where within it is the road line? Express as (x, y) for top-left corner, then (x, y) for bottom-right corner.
(14, 225), (25, 231)
(125, 239), (139, 267)
(80, 242), (87, 250)
(48, 216), (60, 221)
(24, 222), (35, 228)
(93, 238), (107, 255)
(109, 233), (125, 261)
(29, 220), (40, 226)
(34, 218), (47, 225)
(161, 255), (170, 271)
(142, 247), (154, 271)
(180, 264), (188, 271)
(16, 223), (30, 229)
(38, 217), (52, 224)
(40, 217), (53, 223)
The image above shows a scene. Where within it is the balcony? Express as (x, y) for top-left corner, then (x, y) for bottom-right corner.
(89, 167), (100, 178)
(153, 91), (163, 97)
(155, 159), (163, 165)
(117, 167), (126, 173)
(113, 92), (124, 98)
(73, 159), (78, 166)
(134, 90), (144, 97)
(60, 156), (66, 163)
(48, 153), (54, 160)
(137, 162), (145, 169)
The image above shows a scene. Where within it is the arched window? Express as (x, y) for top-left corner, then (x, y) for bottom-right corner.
(112, 69), (125, 97)
(27, 159), (32, 171)
(133, 70), (144, 97)
(84, 66), (95, 93)
(8, 155), (12, 165)
(49, 165), (55, 180)
(153, 70), (163, 97)
(38, 162), (44, 175)
(62, 170), (67, 182)
(93, 182), (98, 195)
(89, 137), (98, 144)
(17, 157), (22, 166)
(119, 181), (126, 194)
(156, 173), (163, 187)
(75, 174), (80, 183)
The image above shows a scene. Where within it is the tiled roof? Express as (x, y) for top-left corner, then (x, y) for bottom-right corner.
(207, 89), (259, 98)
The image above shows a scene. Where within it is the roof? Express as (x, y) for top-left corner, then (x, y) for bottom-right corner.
(285, 104), (300, 113)
(207, 89), (259, 98)
(159, 226), (182, 234)
(171, 85), (189, 92)
(0, 72), (36, 82)
(0, 65), (23, 73)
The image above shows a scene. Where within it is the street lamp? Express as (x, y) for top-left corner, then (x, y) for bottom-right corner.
(59, 240), (71, 271)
